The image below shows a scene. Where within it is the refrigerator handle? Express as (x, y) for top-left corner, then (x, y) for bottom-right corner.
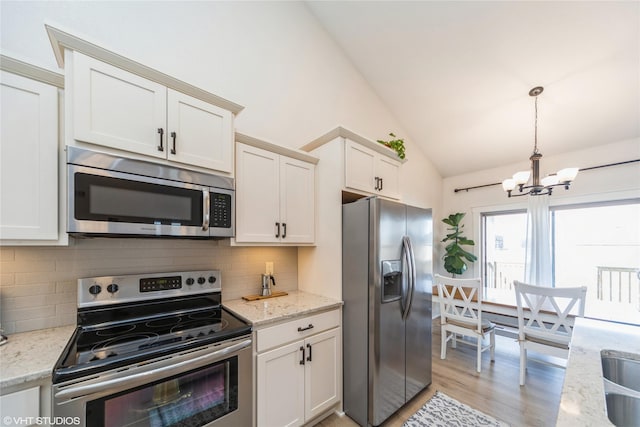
(401, 236), (414, 320)
(405, 236), (417, 319)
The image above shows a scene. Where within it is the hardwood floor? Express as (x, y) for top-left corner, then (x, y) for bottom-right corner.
(315, 319), (565, 427)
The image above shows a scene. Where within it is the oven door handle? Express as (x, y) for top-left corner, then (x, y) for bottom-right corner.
(55, 339), (251, 400)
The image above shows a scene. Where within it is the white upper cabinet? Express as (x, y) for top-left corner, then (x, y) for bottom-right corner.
(72, 53), (166, 159)
(279, 156), (316, 243)
(235, 135), (317, 245)
(167, 89), (233, 171)
(235, 143), (281, 243)
(345, 139), (401, 199)
(70, 52), (233, 173)
(0, 69), (61, 242)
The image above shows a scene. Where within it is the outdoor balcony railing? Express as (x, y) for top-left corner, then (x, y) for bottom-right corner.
(485, 263), (640, 312)
(597, 266), (640, 311)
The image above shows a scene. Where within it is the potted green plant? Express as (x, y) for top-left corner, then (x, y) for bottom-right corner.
(442, 212), (477, 276)
(377, 132), (406, 160)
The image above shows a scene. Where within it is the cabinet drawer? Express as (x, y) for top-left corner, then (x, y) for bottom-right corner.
(257, 309), (340, 353)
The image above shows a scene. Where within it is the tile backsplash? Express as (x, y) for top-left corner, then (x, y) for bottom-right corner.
(0, 238), (297, 334)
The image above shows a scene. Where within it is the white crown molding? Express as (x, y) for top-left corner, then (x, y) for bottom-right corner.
(45, 24), (244, 114)
(0, 55), (64, 88)
(235, 132), (319, 165)
(300, 125), (407, 163)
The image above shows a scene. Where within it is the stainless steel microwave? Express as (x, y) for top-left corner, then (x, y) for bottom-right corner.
(67, 146), (234, 239)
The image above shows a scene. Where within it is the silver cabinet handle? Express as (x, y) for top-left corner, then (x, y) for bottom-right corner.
(55, 339), (251, 400)
(202, 190), (210, 231)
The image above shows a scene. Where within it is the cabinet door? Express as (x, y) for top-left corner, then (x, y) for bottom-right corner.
(376, 155), (401, 200)
(344, 139), (376, 194)
(279, 156), (315, 243)
(72, 52), (166, 158)
(257, 341), (305, 427)
(235, 143), (280, 243)
(1, 71), (58, 240)
(304, 328), (340, 421)
(167, 89), (232, 173)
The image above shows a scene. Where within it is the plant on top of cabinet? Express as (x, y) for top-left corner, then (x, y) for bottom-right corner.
(377, 132), (406, 160)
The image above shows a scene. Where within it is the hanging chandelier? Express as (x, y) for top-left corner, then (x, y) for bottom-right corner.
(502, 86), (578, 197)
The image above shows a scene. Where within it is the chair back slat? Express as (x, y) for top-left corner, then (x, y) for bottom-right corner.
(435, 275), (483, 333)
(514, 281), (587, 344)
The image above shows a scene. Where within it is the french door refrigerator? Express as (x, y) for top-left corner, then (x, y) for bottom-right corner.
(342, 197), (432, 427)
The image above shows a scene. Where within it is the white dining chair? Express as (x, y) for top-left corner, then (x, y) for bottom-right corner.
(513, 280), (587, 386)
(435, 274), (495, 373)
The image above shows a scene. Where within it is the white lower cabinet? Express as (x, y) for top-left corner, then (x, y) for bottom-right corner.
(256, 310), (341, 427)
(0, 387), (39, 421)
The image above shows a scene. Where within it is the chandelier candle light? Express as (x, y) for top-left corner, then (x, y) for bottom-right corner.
(502, 86), (579, 197)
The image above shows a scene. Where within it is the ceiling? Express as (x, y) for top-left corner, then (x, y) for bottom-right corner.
(306, 1), (640, 177)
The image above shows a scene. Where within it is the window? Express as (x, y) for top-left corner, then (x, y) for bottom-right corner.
(481, 199), (640, 325)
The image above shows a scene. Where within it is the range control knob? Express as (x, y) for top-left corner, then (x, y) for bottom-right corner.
(197, 277), (206, 285)
(89, 285), (102, 296)
(208, 275), (216, 284)
(107, 283), (119, 294)
(186, 278), (195, 286)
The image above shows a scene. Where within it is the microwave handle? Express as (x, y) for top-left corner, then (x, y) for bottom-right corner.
(202, 190), (210, 231)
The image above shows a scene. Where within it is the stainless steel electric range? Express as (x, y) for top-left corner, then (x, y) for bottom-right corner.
(52, 270), (252, 427)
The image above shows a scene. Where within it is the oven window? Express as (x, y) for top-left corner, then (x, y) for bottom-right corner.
(86, 356), (238, 427)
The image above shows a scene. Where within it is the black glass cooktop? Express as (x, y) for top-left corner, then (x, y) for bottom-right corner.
(53, 295), (251, 384)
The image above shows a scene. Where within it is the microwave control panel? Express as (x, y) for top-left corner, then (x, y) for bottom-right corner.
(210, 193), (232, 228)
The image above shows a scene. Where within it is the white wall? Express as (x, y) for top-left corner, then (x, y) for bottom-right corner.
(0, 1), (426, 154)
(0, 1), (443, 331)
(440, 137), (640, 278)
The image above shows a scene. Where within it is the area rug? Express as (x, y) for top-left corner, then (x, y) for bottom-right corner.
(402, 391), (510, 427)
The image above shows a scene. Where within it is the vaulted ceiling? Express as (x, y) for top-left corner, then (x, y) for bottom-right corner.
(306, 1), (640, 177)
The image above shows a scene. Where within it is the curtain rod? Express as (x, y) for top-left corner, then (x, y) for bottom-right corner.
(453, 159), (640, 193)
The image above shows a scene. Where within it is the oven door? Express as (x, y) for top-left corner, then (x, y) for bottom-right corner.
(53, 336), (252, 427)
(68, 164), (211, 238)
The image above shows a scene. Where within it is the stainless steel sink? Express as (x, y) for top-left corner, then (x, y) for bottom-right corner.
(604, 394), (640, 427)
(601, 350), (640, 426)
(602, 350), (640, 393)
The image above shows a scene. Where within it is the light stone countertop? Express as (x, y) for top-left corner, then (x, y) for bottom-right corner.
(0, 325), (76, 389)
(557, 317), (640, 426)
(224, 290), (342, 328)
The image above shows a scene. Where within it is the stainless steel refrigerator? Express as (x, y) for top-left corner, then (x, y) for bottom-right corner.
(342, 197), (432, 427)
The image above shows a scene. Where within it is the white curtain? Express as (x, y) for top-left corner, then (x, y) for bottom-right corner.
(524, 196), (552, 286)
